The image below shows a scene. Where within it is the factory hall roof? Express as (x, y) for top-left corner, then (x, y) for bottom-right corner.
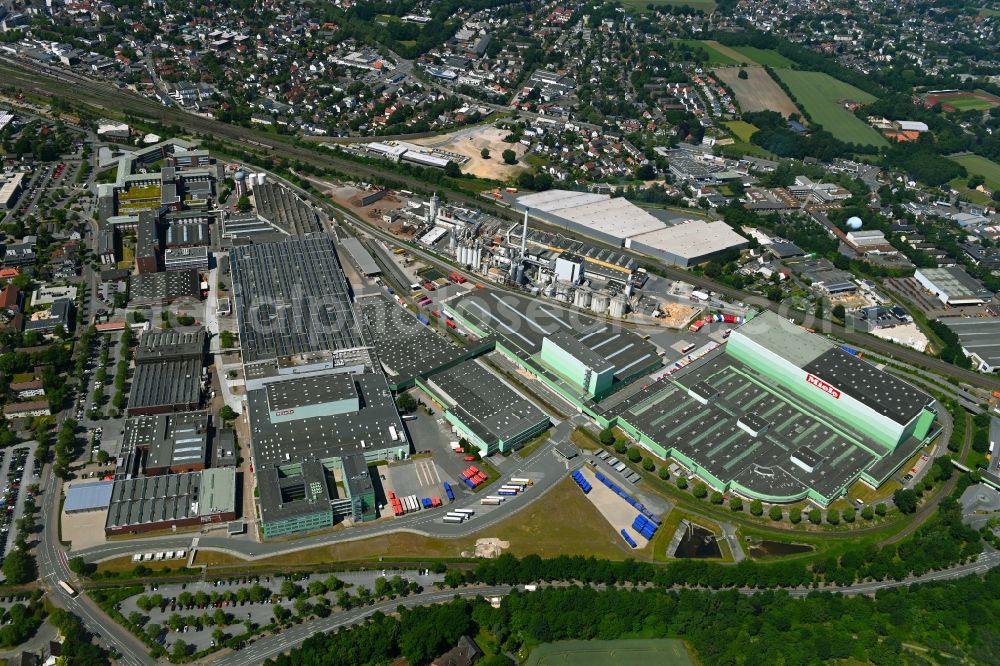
(105, 468), (236, 531)
(127, 357), (202, 412)
(941, 317), (1000, 369)
(135, 328), (206, 363)
(121, 411), (209, 470)
(264, 374), (358, 412)
(247, 373), (405, 466)
(229, 235), (367, 365)
(447, 289), (659, 384)
(358, 295), (469, 384)
(427, 361), (548, 446)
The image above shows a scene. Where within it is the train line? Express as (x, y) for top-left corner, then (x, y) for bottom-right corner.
(2, 57), (996, 391)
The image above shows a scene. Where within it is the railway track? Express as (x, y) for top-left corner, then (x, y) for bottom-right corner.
(2, 57), (997, 391)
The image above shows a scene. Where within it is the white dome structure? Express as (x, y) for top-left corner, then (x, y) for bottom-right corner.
(846, 216), (863, 230)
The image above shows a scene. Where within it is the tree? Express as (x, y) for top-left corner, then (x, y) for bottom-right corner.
(598, 429), (615, 446)
(750, 500), (763, 517)
(842, 507), (855, 523)
(171, 639), (189, 660)
(219, 405), (237, 422)
(237, 195), (251, 211)
(808, 509), (822, 524)
(626, 446), (642, 463)
(968, 174), (986, 188)
(635, 163), (656, 180)
(710, 491), (724, 505)
(396, 392), (417, 414)
(894, 488), (918, 514)
(769, 505), (783, 521)
(641, 457), (655, 472)
(502, 149), (517, 165)
(2, 550), (34, 584)
(861, 505), (875, 520)
(790, 507), (802, 524)
(444, 161), (461, 177)
(96, 450), (109, 464)
(693, 481), (706, 498)
(875, 503), (887, 516)
(480, 148), (490, 159)
(738, 68), (749, 80)
(613, 440), (628, 455)
(676, 477), (688, 490)
(657, 466), (670, 480)
(729, 497), (743, 512)
(832, 304), (846, 321)
(826, 509), (840, 525)
(68, 556), (88, 576)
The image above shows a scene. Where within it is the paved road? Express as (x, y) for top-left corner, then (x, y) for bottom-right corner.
(75, 437), (577, 563)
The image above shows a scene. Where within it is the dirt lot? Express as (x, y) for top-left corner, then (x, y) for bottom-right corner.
(412, 125), (529, 179)
(715, 66), (799, 117)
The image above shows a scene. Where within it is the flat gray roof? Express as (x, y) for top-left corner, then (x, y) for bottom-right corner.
(264, 374), (358, 412)
(941, 317), (1000, 369)
(916, 266), (992, 302)
(339, 237), (382, 276)
(121, 411), (209, 471)
(427, 361), (549, 446)
(135, 328), (206, 363)
(229, 235), (367, 364)
(127, 358), (202, 412)
(105, 468), (236, 530)
(64, 481), (114, 512)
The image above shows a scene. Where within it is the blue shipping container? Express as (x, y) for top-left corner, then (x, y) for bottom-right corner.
(422, 498), (432, 508)
(416, 314), (430, 325)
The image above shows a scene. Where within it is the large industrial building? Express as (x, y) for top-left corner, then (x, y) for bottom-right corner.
(444, 289), (662, 407)
(941, 317), (1000, 373)
(512, 189), (748, 266)
(601, 312), (937, 506)
(420, 361), (550, 456)
(104, 468), (237, 536)
(914, 266), (993, 306)
(127, 329), (206, 416)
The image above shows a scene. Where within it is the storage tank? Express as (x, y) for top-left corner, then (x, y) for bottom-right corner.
(591, 292), (610, 314)
(609, 295), (627, 318)
(257, 173), (267, 186)
(574, 288), (592, 309)
(846, 216), (863, 230)
(471, 244), (482, 268)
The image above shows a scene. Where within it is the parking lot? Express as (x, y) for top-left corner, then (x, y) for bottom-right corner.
(115, 569), (443, 652)
(0, 443), (39, 578)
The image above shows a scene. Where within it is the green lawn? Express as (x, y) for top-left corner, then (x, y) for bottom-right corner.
(526, 640), (695, 666)
(979, 7), (1000, 16)
(774, 70), (886, 146)
(947, 95), (998, 111)
(724, 120), (759, 142)
(730, 46), (796, 68)
(949, 154), (1000, 189)
(673, 40), (740, 66)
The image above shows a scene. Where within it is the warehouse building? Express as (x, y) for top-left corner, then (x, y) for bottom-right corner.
(119, 411), (210, 476)
(624, 220), (749, 267)
(104, 467), (236, 536)
(63, 481), (114, 514)
(603, 311), (937, 506)
(420, 361), (550, 456)
(941, 317), (1000, 373)
(130, 269), (201, 306)
(164, 246), (210, 272)
(135, 210), (161, 274)
(914, 266), (993, 306)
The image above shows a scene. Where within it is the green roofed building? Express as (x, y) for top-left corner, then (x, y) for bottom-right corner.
(540, 330), (614, 398)
(602, 311), (938, 507)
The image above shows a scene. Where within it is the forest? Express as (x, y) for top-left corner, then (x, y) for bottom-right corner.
(267, 570), (1000, 666)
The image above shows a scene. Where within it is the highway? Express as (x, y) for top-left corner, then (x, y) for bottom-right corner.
(0, 56), (997, 391)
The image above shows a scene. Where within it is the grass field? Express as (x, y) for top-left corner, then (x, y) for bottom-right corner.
(949, 96), (997, 111)
(526, 640), (695, 666)
(724, 120), (759, 142)
(730, 46), (796, 68)
(949, 154), (1000, 188)
(774, 70), (886, 146)
(674, 40), (741, 66)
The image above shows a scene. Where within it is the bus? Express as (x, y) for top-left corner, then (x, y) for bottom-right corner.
(57, 581), (77, 597)
(681, 343), (696, 354)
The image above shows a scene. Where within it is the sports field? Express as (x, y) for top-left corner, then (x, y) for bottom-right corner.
(774, 70), (886, 146)
(716, 66), (799, 117)
(624, 0), (715, 9)
(949, 154), (1000, 190)
(730, 46), (796, 68)
(525, 640), (695, 666)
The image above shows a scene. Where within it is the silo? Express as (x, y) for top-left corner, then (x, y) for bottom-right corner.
(257, 173), (267, 186)
(591, 292), (610, 314)
(609, 295), (627, 319)
(574, 288), (592, 309)
(471, 244), (482, 268)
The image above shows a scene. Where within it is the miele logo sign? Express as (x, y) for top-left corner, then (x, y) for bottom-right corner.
(275, 409), (295, 416)
(805, 374), (841, 399)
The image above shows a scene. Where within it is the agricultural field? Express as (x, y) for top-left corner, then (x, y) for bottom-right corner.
(730, 46), (796, 68)
(774, 69), (887, 146)
(525, 640), (696, 666)
(716, 66), (799, 117)
(948, 154), (1000, 203)
(724, 120), (759, 142)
